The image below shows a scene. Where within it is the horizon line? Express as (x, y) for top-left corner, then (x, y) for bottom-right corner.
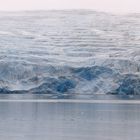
(0, 9), (139, 15)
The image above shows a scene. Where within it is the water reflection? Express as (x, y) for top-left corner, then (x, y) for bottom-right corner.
(0, 99), (140, 140)
(0, 94), (139, 100)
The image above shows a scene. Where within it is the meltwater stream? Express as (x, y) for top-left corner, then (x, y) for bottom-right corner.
(0, 10), (140, 94)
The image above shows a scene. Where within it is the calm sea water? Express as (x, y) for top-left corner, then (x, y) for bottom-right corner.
(0, 100), (140, 140)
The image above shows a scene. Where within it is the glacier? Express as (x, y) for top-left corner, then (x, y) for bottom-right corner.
(0, 10), (140, 95)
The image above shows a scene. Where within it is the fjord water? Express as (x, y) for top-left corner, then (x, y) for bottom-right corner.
(0, 11), (140, 94)
(0, 101), (140, 140)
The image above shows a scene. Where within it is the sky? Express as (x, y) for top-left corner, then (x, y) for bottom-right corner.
(0, 0), (140, 13)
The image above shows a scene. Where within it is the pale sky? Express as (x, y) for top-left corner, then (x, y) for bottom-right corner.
(0, 0), (140, 13)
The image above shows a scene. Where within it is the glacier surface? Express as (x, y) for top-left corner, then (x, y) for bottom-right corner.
(0, 10), (140, 95)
